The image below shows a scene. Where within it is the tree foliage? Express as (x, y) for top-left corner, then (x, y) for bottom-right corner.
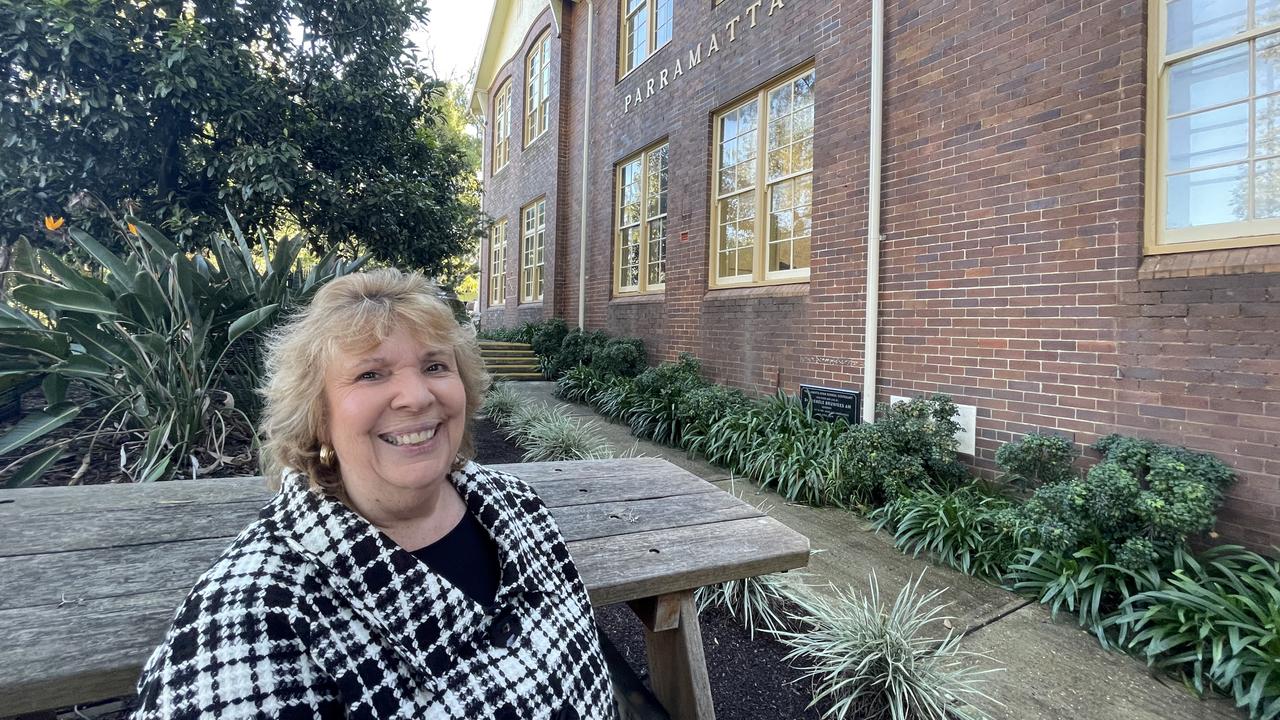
(1, 0), (482, 272)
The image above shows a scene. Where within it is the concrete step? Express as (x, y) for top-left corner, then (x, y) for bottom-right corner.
(489, 371), (545, 381)
(483, 356), (539, 365)
(478, 340), (533, 349)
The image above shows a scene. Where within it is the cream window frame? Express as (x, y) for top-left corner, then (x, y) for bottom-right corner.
(525, 31), (552, 147)
(619, 0), (673, 79)
(520, 199), (546, 303)
(614, 141), (669, 295)
(492, 81), (512, 174)
(710, 65), (815, 288)
(488, 219), (507, 307)
(1147, 0), (1280, 253)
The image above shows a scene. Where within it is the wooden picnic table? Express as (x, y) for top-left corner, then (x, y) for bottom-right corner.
(0, 457), (810, 719)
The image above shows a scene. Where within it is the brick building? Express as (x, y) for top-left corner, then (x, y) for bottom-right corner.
(471, 0), (1280, 547)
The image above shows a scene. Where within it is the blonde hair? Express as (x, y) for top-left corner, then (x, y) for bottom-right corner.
(258, 268), (490, 496)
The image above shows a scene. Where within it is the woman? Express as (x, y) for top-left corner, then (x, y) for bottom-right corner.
(134, 269), (615, 719)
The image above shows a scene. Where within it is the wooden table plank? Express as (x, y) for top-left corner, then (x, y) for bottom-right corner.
(573, 516), (810, 607)
(0, 589), (187, 715)
(0, 500), (267, 557)
(551, 492), (760, 542)
(0, 538), (230, 612)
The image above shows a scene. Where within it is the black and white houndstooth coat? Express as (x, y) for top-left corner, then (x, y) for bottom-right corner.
(133, 461), (616, 720)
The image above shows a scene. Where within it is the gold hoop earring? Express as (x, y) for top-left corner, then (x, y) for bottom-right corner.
(319, 445), (336, 467)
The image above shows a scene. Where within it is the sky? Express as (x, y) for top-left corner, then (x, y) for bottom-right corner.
(411, 0), (498, 83)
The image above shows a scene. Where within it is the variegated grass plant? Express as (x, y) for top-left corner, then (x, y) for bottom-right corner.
(480, 382), (533, 428)
(774, 573), (999, 720)
(695, 571), (795, 640)
(483, 386), (614, 462)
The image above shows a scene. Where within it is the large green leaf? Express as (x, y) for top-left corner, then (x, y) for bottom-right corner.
(0, 302), (41, 330)
(0, 403), (79, 455)
(132, 220), (182, 257)
(68, 228), (131, 291)
(0, 328), (70, 359)
(12, 284), (118, 317)
(37, 251), (107, 296)
(2, 445), (65, 488)
(61, 317), (137, 370)
(228, 304), (278, 344)
(54, 355), (114, 380)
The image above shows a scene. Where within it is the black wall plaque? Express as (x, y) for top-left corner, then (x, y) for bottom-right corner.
(799, 384), (862, 424)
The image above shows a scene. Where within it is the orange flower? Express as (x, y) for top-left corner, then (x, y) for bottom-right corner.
(127, 223), (139, 235)
(44, 216), (65, 231)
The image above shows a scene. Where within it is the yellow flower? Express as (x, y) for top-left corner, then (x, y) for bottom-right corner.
(44, 216), (65, 231)
(127, 223), (138, 235)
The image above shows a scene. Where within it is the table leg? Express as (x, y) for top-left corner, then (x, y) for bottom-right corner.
(639, 590), (715, 720)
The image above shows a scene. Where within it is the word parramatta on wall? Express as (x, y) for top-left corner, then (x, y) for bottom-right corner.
(622, 0), (790, 114)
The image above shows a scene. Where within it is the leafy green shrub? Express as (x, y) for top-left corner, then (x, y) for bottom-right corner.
(1018, 435), (1235, 572)
(774, 573), (998, 720)
(827, 396), (968, 509)
(871, 485), (1025, 580)
(676, 384), (753, 451)
(529, 317), (569, 359)
(592, 337), (646, 378)
(477, 326), (527, 342)
(994, 432), (1075, 489)
(624, 354), (708, 446)
(0, 218), (361, 486)
(1111, 545), (1280, 718)
(545, 329), (611, 378)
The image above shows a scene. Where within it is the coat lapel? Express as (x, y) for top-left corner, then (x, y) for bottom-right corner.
(259, 463), (560, 679)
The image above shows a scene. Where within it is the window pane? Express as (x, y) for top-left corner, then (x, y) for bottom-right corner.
(1255, 158), (1280, 217)
(1257, 33), (1280, 95)
(794, 71), (815, 107)
(627, 9), (648, 72)
(1167, 0), (1247, 54)
(647, 217), (666, 285)
(1167, 102), (1249, 170)
(1256, 95), (1280, 155)
(1168, 44), (1249, 115)
(1166, 163), (1248, 228)
(1260, 0), (1280, 25)
(655, 0), (673, 46)
(646, 144), (668, 219)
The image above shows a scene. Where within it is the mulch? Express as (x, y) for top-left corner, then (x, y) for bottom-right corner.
(6, 412), (829, 720)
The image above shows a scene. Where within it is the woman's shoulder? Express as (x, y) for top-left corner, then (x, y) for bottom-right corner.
(184, 518), (314, 611)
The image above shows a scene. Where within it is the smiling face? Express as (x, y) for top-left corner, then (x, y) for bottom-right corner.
(321, 325), (467, 512)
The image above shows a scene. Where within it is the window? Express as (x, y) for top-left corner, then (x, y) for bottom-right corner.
(615, 142), (669, 294)
(525, 32), (552, 146)
(711, 67), (814, 286)
(1148, 0), (1280, 252)
(492, 81), (512, 173)
(619, 0), (673, 77)
(488, 219), (507, 306)
(520, 199), (546, 303)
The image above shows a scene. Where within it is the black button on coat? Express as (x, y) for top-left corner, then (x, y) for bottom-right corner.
(133, 461), (617, 719)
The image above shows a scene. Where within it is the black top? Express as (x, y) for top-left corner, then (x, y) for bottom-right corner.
(409, 511), (501, 607)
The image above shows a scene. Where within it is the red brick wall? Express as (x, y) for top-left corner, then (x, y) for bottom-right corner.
(489, 0), (1280, 549)
(478, 7), (562, 331)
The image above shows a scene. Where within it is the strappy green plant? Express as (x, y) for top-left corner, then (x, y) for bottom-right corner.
(0, 216), (362, 486)
(1109, 545), (1280, 719)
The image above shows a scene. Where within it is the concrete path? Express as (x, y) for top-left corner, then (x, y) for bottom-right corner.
(505, 382), (1241, 720)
